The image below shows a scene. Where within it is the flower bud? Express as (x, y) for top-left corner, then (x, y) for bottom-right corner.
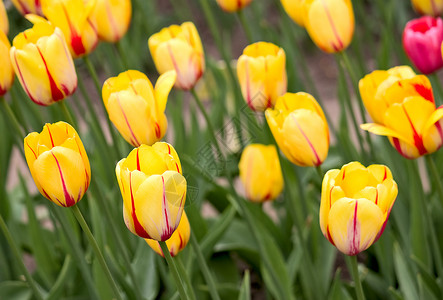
(90, 0), (132, 43)
(116, 142), (186, 241)
(0, 0), (8, 35)
(11, 0), (43, 16)
(10, 17), (77, 105)
(320, 162), (398, 255)
(0, 31), (14, 96)
(41, 0), (98, 58)
(237, 42), (287, 111)
(238, 144), (284, 202)
(24, 122), (91, 207)
(412, 0), (443, 16)
(146, 212), (190, 257)
(148, 22), (205, 90)
(403, 16), (443, 74)
(265, 92), (329, 167)
(304, 0), (354, 53)
(215, 0), (253, 12)
(281, 0), (306, 27)
(102, 70), (176, 147)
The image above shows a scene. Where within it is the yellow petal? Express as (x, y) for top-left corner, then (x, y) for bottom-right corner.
(154, 70), (176, 114)
(90, 0), (132, 42)
(0, 31), (14, 95)
(152, 142), (183, 174)
(281, 0), (306, 27)
(328, 198), (384, 255)
(215, 0), (253, 12)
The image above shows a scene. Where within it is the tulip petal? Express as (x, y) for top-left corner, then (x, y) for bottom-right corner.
(328, 198), (384, 255)
(152, 142), (182, 174)
(154, 70), (176, 114)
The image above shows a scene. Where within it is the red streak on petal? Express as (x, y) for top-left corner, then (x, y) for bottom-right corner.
(413, 83), (434, 103)
(18, 1), (31, 14)
(14, 52), (42, 105)
(402, 104), (427, 155)
(116, 94), (140, 146)
(326, 225), (335, 246)
(129, 172), (151, 238)
(375, 189), (379, 205)
(155, 122), (161, 139)
(51, 152), (76, 207)
(73, 134), (90, 191)
(383, 166), (387, 181)
(136, 148), (141, 171)
(290, 114), (322, 166)
(349, 200), (359, 256)
(62, 4), (86, 56)
(37, 47), (65, 101)
(392, 137), (407, 158)
(105, 2), (120, 41)
(178, 232), (184, 250)
(26, 140), (37, 159)
(161, 176), (172, 241)
(46, 125), (55, 148)
(244, 60), (256, 111)
(167, 44), (185, 89)
(322, 0), (344, 51)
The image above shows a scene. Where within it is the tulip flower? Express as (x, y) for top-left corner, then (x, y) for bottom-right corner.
(11, 0), (43, 16)
(41, 0), (98, 58)
(360, 67), (443, 159)
(24, 122), (91, 207)
(90, 0), (132, 43)
(303, 0), (354, 53)
(402, 16), (443, 74)
(215, 0), (253, 12)
(0, 0), (8, 35)
(116, 142), (187, 241)
(10, 17), (77, 105)
(146, 212), (190, 257)
(320, 162), (398, 256)
(412, 0), (443, 16)
(281, 0), (306, 27)
(102, 70), (176, 147)
(238, 144), (284, 202)
(265, 92), (329, 167)
(148, 22), (205, 90)
(237, 42), (287, 111)
(0, 31), (14, 96)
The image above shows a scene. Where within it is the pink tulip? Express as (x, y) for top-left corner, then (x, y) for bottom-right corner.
(403, 16), (443, 74)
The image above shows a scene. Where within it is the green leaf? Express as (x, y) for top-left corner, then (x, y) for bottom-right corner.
(132, 239), (159, 299)
(0, 281), (31, 300)
(411, 255), (442, 299)
(393, 242), (419, 300)
(47, 255), (75, 300)
(238, 270), (250, 300)
(327, 269), (352, 300)
(418, 273), (439, 300)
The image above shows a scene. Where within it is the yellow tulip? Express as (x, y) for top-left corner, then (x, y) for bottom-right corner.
(238, 144), (284, 202)
(360, 67), (443, 159)
(11, 0), (43, 16)
(41, 0), (98, 58)
(90, 0), (131, 43)
(265, 92), (329, 167)
(412, 0), (443, 16)
(320, 162), (398, 256)
(0, 31), (14, 96)
(0, 0), (8, 35)
(146, 212), (190, 257)
(148, 22), (205, 90)
(215, 0), (253, 12)
(281, 0), (306, 27)
(24, 122), (91, 207)
(102, 70), (176, 147)
(237, 42), (287, 111)
(10, 17), (77, 105)
(116, 142), (187, 241)
(304, 0), (354, 53)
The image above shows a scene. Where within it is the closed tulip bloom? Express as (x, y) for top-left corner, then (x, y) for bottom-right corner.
(24, 122), (91, 207)
(403, 16), (443, 74)
(237, 42), (287, 111)
(320, 162), (398, 256)
(0, 0), (8, 35)
(10, 17), (77, 105)
(11, 0), (43, 16)
(0, 31), (14, 96)
(412, 0), (443, 16)
(148, 22), (205, 90)
(304, 0), (354, 53)
(116, 142), (187, 241)
(146, 212), (190, 257)
(102, 70), (176, 147)
(238, 144), (284, 202)
(281, 0), (306, 27)
(360, 68), (443, 159)
(215, 0), (253, 12)
(41, 0), (98, 58)
(90, 0), (131, 43)
(265, 92), (329, 167)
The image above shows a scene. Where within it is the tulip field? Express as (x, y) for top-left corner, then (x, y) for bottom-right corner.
(3, 0), (443, 299)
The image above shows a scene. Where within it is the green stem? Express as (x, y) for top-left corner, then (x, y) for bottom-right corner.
(70, 205), (123, 300)
(190, 88), (224, 159)
(431, 73), (443, 106)
(175, 255), (197, 300)
(58, 100), (76, 127)
(316, 165), (324, 180)
(237, 10), (254, 43)
(159, 241), (189, 300)
(0, 96), (25, 140)
(347, 255), (365, 300)
(115, 41), (129, 70)
(189, 233), (221, 300)
(425, 155), (443, 209)
(0, 213), (44, 300)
